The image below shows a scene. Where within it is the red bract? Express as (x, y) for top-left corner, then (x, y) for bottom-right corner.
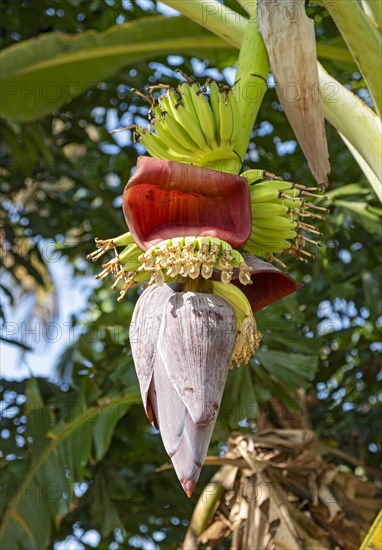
(213, 254), (302, 312)
(123, 156), (252, 251)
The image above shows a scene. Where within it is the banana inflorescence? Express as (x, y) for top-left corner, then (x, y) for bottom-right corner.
(88, 234), (253, 301)
(138, 236), (252, 286)
(241, 169), (327, 262)
(132, 76), (243, 174)
(91, 70), (327, 371)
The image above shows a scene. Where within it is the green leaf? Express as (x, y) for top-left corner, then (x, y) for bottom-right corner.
(280, 294), (305, 323)
(339, 134), (382, 201)
(316, 36), (356, 69)
(335, 200), (382, 234)
(221, 365), (259, 427)
(322, 0), (382, 116)
(25, 379), (54, 459)
(319, 63), (382, 193)
(93, 402), (130, 461)
(255, 350), (318, 389)
(0, 392), (140, 550)
(0, 16), (234, 121)
(91, 469), (123, 537)
(254, 365), (299, 408)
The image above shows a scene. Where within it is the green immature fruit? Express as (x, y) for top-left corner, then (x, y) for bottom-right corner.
(242, 171), (326, 261)
(133, 78), (250, 174)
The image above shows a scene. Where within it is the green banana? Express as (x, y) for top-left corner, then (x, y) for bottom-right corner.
(113, 232), (135, 247)
(250, 224), (297, 241)
(193, 87), (217, 147)
(172, 103), (209, 149)
(139, 130), (197, 162)
(253, 216), (297, 230)
(165, 88), (207, 150)
(276, 197), (304, 209)
(158, 93), (171, 113)
(245, 238), (292, 257)
(250, 188), (281, 203)
(177, 82), (201, 126)
(207, 80), (221, 143)
(250, 180), (294, 192)
(137, 129), (172, 160)
(87, 232), (136, 262)
(118, 244), (142, 271)
(161, 112), (199, 152)
(132, 78), (253, 173)
(218, 90), (234, 146)
(251, 202), (290, 217)
(241, 169), (266, 184)
(248, 235), (294, 250)
(249, 183), (300, 204)
(152, 116), (199, 158)
(167, 88), (181, 114)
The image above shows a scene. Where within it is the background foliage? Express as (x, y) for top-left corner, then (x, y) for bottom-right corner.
(1, 1), (381, 548)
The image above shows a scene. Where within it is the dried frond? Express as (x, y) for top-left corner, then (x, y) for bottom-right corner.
(183, 430), (381, 550)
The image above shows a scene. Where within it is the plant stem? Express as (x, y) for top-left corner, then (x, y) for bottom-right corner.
(180, 276), (213, 293)
(233, 1), (269, 162)
(322, 0), (382, 117)
(163, 0), (247, 47)
(318, 63), (382, 194)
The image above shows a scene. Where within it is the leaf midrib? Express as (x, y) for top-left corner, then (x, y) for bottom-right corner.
(2, 37), (229, 79)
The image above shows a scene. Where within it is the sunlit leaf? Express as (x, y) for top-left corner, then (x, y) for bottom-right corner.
(0, 16), (233, 121)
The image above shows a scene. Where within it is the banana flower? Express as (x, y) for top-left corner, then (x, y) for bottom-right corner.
(123, 157), (301, 495)
(89, 61), (325, 496)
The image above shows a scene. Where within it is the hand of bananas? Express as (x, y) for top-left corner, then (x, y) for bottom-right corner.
(133, 78), (244, 175)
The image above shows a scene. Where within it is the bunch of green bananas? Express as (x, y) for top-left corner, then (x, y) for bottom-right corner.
(241, 169), (326, 261)
(134, 79), (243, 174)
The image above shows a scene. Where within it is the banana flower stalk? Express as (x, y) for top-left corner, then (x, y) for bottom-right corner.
(88, 3), (325, 495)
(117, 157), (301, 495)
